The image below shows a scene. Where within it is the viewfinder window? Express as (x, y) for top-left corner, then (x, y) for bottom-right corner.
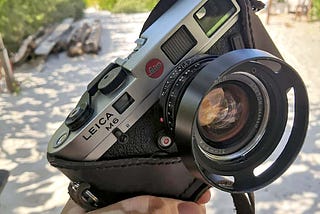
(194, 0), (236, 37)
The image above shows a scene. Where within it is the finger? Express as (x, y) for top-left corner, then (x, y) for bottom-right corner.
(61, 198), (86, 214)
(196, 189), (212, 204)
(177, 201), (206, 214)
(87, 195), (206, 214)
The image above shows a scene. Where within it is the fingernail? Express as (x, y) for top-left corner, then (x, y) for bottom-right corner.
(178, 202), (203, 214)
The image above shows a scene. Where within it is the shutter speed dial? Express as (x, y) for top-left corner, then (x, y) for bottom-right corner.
(98, 67), (127, 95)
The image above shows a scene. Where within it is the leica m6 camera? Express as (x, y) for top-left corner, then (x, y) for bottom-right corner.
(48, 0), (308, 199)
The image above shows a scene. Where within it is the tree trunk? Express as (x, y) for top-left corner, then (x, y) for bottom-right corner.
(267, 0), (273, 25)
(0, 35), (18, 93)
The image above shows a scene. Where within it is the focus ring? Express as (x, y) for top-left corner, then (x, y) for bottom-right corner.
(160, 55), (215, 132)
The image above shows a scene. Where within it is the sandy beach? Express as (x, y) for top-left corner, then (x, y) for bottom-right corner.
(0, 9), (319, 214)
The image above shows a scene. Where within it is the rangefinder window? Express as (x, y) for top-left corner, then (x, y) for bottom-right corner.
(194, 0), (237, 37)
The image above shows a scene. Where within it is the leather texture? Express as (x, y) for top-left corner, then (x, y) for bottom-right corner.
(47, 154), (210, 209)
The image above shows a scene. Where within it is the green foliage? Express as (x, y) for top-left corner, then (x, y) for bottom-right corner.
(11, 80), (21, 94)
(84, 0), (117, 10)
(97, 0), (118, 11)
(0, 0), (85, 52)
(112, 0), (158, 13)
(85, 0), (158, 13)
(310, 0), (320, 20)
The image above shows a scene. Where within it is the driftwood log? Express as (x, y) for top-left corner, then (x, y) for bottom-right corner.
(11, 25), (56, 65)
(67, 21), (91, 57)
(12, 17), (102, 62)
(35, 18), (74, 56)
(33, 25), (56, 51)
(11, 35), (34, 65)
(68, 19), (102, 57)
(83, 19), (102, 54)
(52, 27), (73, 53)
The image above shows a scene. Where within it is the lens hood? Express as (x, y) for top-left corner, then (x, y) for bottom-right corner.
(175, 49), (309, 192)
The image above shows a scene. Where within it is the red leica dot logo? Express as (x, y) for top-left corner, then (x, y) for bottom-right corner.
(145, 58), (164, 79)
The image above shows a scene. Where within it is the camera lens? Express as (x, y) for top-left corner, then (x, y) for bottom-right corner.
(171, 49), (309, 193)
(198, 83), (249, 143)
(196, 75), (266, 158)
(160, 54), (267, 158)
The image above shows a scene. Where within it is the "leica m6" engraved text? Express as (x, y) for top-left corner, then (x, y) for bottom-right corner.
(82, 112), (119, 141)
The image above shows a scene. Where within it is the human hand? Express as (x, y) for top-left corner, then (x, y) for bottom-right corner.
(62, 190), (211, 214)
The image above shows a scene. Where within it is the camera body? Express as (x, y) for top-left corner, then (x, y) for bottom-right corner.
(48, 0), (241, 160)
(48, 0), (309, 204)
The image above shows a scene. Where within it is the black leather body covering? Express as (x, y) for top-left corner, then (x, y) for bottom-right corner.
(47, 155), (209, 207)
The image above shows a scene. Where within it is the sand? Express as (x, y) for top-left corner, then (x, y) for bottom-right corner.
(0, 9), (319, 214)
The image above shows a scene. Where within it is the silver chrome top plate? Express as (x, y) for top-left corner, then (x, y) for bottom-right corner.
(47, 0), (240, 161)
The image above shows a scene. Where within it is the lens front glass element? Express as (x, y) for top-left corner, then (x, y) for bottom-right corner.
(198, 83), (250, 143)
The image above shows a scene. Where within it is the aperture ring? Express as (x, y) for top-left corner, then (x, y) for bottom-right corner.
(160, 55), (216, 132)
